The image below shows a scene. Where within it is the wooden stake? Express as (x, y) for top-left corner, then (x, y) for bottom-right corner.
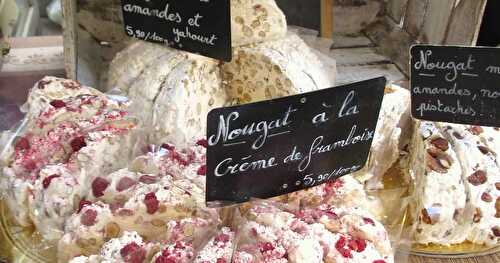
(321, 0), (333, 38)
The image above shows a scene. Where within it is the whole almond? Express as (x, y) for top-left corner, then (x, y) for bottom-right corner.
(468, 170), (487, 186)
(430, 137), (449, 151)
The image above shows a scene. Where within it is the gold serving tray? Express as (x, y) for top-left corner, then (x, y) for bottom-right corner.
(411, 243), (500, 259)
(0, 201), (56, 263)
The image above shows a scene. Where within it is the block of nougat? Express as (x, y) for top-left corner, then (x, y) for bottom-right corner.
(0, 79), (137, 228)
(146, 140), (207, 189)
(410, 122), (469, 245)
(194, 227), (235, 263)
(106, 42), (181, 93)
(230, 0), (287, 47)
(69, 231), (158, 263)
(23, 77), (101, 123)
(353, 85), (411, 189)
(222, 32), (334, 104)
(69, 226), (235, 263)
(235, 201), (393, 263)
(125, 48), (191, 124)
(149, 55), (229, 146)
(28, 165), (85, 241)
(287, 175), (368, 209)
(58, 180), (211, 261)
(298, 205), (393, 261)
(441, 124), (500, 246)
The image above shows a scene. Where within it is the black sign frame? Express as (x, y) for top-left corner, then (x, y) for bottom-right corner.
(206, 77), (387, 205)
(410, 44), (500, 127)
(121, 0), (232, 61)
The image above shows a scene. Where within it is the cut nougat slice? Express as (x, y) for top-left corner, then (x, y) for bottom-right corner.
(149, 55), (229, 146)
(222, 32), (334, 104)
(410, 121), (469, 245)
(441, 124), (500, 246)
(231, 0), (287, 47)
(354, 85), (412, 189)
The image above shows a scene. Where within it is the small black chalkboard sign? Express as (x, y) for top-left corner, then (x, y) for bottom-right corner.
(206, 77), (386, 205)
(411, 45), (500, 127)
(121, 0), (231, 61)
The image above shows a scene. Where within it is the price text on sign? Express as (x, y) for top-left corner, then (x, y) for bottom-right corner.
(410, 45), (500, 127)
(121, 0), (231, 61)
(206, 77), (386, 204)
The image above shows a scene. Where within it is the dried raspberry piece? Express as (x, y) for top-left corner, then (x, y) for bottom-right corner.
(139, 175), (158, 184)
(216, 259), (226, 263)
(363, 217), (376, 226)
(481, 192), (493, 202)
(50, 100), (66, 108)
(120, 242), (146, 263)
(347, 237), (366, 253)
(70, 136), (87, 152)
(468, 170), (487, 186)
(15, 137), (30, 151)
(430, 137), (449, 151)
(42, 175), (61, 189)
(92, 177), (110, 197)
(373, 260), (387, 263)
(161, 143), (175, 151)
(335, 236), (353, 258)
(116, 177), (137, 192)
(144, 192), (160, 214)
(323, 210), (338, 219)
(214, 233), (230, 244)
(81, 209), (97, 226)
(196, 139), (208, 148)
(197, 165), (206, 175)
(170, 151), (189, 166)
(174, 241), (185, 249)
(78, 200), (92, 213)
(259, 242), (275, 253)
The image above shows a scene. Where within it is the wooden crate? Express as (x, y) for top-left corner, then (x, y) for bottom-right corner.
(61, 0), (487, 90)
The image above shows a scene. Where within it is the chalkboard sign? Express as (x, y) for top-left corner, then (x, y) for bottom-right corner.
(206, 77), (386, 205)
(411, 45), (500, 127)
(121, 0), (231, 61)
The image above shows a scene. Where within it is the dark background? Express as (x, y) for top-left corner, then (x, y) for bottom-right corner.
(478, 0), (500, 47)
(276, 1), (321, 31)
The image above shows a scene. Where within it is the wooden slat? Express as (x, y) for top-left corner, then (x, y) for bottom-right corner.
(331, 34), (374, 49)
(387, 0), (409, 24)
(418, 0), (455, 44)
(61, 0), (77, 80)
(320, 0), (333, 38)
(336, 63), (405, 85)
(403, 0), (429, 39)
(444, 0), (487, 45)
(329, 47), (390, 67)
(365, 16), (414, 75)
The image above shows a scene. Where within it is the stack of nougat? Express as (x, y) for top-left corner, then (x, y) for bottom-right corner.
(410, 121), (500, 247)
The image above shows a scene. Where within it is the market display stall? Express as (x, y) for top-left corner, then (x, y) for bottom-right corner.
(0, 1), (499, 263)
